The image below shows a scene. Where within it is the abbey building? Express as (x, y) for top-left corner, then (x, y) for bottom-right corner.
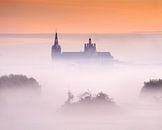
(51, 32), (114, 61)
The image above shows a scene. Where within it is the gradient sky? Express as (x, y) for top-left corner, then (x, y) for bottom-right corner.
(1, 0), (162, 33)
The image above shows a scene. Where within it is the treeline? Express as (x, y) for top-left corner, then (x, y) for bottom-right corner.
(64, 91), (115, 106)
(142, 79), (162, 92)
(0, 74), (41, 89)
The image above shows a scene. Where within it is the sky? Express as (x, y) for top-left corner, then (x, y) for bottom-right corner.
(0, 0), (162, 33)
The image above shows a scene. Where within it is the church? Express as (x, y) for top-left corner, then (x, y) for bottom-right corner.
(51, 32), (114, 62)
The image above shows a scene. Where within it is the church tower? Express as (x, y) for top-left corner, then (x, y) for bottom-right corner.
(51, 32), (61, 59)
(84, 38), (96, 54)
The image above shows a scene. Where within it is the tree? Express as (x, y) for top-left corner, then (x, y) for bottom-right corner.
(0, 74), (41, 90)
(65, 91), (74, 104)
(64, 90), (114, 106)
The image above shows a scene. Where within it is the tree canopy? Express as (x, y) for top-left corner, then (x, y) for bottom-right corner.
(0, 74), (41, 89)
(64, 90), (115, 107)
(142, 79), (162, 92)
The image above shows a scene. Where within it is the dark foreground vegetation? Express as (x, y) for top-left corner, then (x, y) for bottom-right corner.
(61, 91), (116, 115)
(141, 79), (162, 92)
(141, 79), (162, 101)
(0, 74), (41, 103)
(0, 74), (41, 90)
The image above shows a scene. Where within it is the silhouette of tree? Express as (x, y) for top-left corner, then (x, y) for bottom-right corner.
(78, 90), (92, 103)
(63, 90), (114, 106)
(93, 92), (114, 104)
(65, 91), (74, 104)
(142, 79), (162, 93)
(0, 74), (41, 90)
(140, 79), (162, 102)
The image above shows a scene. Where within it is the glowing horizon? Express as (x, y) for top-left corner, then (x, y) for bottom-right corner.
(1, 0), (162, 33)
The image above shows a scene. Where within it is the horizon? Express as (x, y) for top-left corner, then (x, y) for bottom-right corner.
(1, 31), (162, 35)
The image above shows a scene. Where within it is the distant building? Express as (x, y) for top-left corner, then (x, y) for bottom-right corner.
(51, 32), (114, 62)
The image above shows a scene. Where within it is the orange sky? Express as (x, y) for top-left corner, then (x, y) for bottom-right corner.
(0, 0), (162, 33)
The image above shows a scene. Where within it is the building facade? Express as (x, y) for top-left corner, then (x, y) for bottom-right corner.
(51, 32), (114, 61)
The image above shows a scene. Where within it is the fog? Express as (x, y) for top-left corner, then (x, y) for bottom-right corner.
(0, 33), (162, 130)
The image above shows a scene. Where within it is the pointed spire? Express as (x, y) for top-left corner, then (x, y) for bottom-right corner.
(55, 32), (58, 40)
(54, 32), (58, 45)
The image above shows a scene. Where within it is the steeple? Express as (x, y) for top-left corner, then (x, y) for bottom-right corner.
(54, 32), (58, 45)
(51, 32), (61, 59)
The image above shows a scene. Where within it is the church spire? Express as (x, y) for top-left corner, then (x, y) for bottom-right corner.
(51, 32), (61, 59)
(54, 32), (58, 45)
